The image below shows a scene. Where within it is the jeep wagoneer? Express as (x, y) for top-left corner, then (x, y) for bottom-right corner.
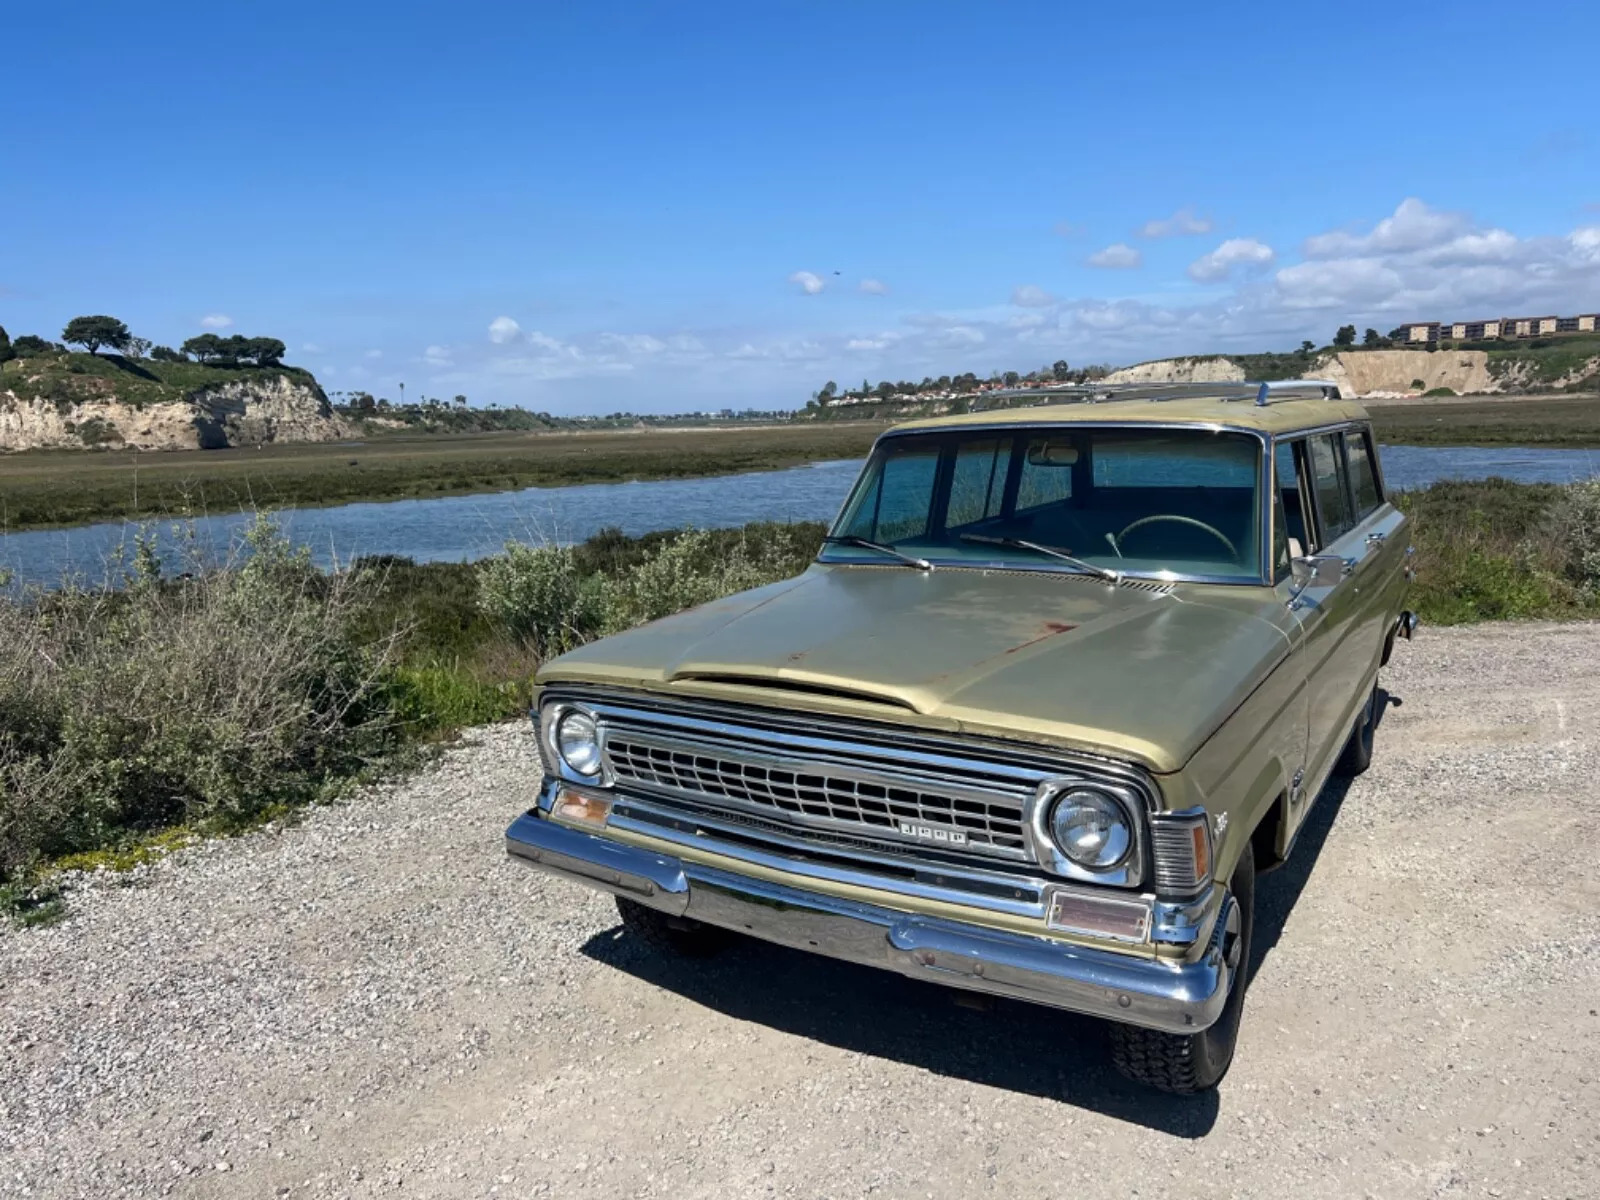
(507, 380), (1415, 1092)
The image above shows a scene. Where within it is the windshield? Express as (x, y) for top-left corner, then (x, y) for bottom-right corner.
(824, 426), (1265, 581)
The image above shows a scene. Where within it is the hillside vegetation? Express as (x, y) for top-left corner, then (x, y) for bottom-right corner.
(1, 350), (322, 414)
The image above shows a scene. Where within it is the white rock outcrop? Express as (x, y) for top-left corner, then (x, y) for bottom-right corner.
(1100, 349), (1505, 398)
(0, 372), (347, 451)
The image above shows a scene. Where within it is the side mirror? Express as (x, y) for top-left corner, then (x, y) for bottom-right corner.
(1288, 554), (1350, 600)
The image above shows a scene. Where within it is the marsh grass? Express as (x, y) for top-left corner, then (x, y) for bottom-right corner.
(1395, 478), (1600, 623)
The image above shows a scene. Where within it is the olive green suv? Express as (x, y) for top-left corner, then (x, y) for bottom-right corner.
(507, 380), (1415, 1093)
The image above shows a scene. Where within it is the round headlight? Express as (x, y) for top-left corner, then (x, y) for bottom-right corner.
(1049, 788), (1132, 870)
(554, 709), (602, 777)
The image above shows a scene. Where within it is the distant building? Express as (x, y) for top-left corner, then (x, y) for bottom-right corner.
(1394, 311), (1596, 345)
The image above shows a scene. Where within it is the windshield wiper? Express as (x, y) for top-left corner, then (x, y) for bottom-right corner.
(822, 535), (934, 571)
(958, 533), (1121, 583)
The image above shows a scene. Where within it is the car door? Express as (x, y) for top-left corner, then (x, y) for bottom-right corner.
(1340, 426), (1409, 660)
(1295, 430), (1367, 786)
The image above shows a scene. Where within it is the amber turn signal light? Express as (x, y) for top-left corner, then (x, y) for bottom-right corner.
(550, 786), (612, 828)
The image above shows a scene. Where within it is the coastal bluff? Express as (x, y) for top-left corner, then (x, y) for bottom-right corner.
(1102, 346), (1600, 398)
(0, 356), (346, 451)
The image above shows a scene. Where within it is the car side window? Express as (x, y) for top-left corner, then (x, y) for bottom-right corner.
(1274, 440), (1313, 560)
(1308, 433), (1353, 542)
(1343, 429), (1383, 520)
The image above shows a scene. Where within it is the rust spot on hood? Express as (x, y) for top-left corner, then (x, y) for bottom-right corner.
(1004, 621), (1078, 654)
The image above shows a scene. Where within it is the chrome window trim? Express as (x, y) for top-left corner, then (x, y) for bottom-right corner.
(821, 420), (1277, 587)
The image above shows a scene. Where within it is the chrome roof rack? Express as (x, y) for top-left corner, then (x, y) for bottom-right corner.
(977, 379), (1342, 410)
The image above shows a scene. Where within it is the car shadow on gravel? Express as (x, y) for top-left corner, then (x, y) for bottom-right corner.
(582, 924), (1220, 1135)
(577, 690), (1395, 1138)
(1248, 685), (1393, 984)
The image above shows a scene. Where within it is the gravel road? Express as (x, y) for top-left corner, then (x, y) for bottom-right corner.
(4, 623), (1598, 1200)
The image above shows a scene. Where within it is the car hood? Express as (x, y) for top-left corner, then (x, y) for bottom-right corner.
(537, 564), (1295, 773)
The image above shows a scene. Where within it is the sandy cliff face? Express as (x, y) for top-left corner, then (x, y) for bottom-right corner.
(1101, 350), (1501, 397)
(0, 373), (347, 451)
(1317, 349), (1497, 397)
(1101, 357), (1247, 385)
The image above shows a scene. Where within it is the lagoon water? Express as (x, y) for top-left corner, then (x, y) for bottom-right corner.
(3, 443), (1597, 589)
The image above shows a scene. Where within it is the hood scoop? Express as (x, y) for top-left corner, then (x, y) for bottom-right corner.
(668, 672), (920, 712)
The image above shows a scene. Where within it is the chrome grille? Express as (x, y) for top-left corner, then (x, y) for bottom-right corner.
(604, 732), (1030, 857)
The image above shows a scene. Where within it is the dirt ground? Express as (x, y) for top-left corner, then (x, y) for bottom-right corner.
(3, 623), (1597, 1200)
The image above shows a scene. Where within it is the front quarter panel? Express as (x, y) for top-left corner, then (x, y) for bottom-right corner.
(1160, 607), (1308, 882)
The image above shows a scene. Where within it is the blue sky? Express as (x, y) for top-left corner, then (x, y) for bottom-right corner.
(3, 1), (1597, 413)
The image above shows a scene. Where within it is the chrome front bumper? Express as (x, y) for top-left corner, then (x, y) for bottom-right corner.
(505, 809), (1236, 1034)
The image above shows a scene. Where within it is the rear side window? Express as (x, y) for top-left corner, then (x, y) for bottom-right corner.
(1343, 430), (1383, 519)
(1308, 433), (1353, 541)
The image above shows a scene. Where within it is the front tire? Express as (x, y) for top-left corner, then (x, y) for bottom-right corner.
(1333, 679), (1379, 778)
(1109, 849), (1255, 1094)
(614, 896), (730, 957)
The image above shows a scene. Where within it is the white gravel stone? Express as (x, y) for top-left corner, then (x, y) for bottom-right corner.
(3, 625), (1599, 1199)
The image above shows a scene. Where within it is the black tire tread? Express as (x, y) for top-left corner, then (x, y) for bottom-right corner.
(1333, 680), (1378, 778)
(614, 896), (729, 957)
(1108, 850), (1255, 1094)
(1108, 1022), (1208, 1093)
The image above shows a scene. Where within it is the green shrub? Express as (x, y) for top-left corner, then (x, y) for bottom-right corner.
(477, 541), (611, 658)
(381, 665), (523, 737)
(478, 523), (821, 657)
(0, 518), (399, 881)
(1540, 478), (1600, 599)
(1422, 386), (1457, 397)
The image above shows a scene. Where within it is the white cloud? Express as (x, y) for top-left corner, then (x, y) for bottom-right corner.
(1270, 200), (1600, 318)
(1138, 208), (1213, 238)
(487, 316), (522, 344)
(346, 200), (1600, 414)
(200, 313), (233, 329)
(301, 342), (322, 353)
(858, 278), (889, 295)
(364, 349), (383, 359)
(933, 325), (985, 348)
(1011, 284), (1057, 307)
(1302, 198), (1470, 259)
(525, 331), (576, 357)
(1187, 238), (1276, 282)
(1087, 244), (1143, 270)
(1572, 226), (1600, 263)
(845, 332), (902, 351)
(788, 271), (825, 295)
(598, 332), (667, 355)
(423, 345), (453, 367)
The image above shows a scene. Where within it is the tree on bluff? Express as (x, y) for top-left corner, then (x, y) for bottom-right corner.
(181, 333), (287, 366)
(62, 315), (133, 356)
(0, 324), (12, 364)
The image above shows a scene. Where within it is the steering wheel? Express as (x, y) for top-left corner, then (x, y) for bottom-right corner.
(1111, 514), (1237, 559)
